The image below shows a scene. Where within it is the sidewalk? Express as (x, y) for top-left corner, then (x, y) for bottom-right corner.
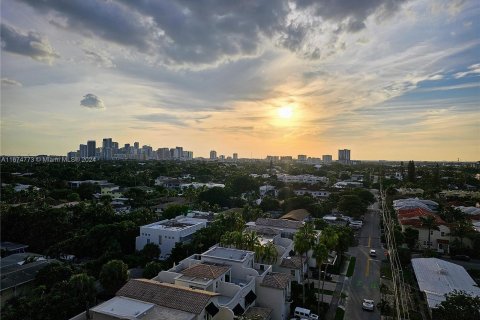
(324, 255), (350, 320)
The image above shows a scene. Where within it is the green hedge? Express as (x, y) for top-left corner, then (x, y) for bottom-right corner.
(346, 257), (356, 277)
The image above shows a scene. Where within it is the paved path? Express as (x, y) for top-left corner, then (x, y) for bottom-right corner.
(344, 190), (383, 320)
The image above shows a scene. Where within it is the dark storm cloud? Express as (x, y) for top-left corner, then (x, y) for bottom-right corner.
(18, 0), (407, 65)
(80, 94), (105, 109)
(0, 23), (58, 64)
(18, 0), (155, 51)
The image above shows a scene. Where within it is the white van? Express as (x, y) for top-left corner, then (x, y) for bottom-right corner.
(294, 307), (319, 319)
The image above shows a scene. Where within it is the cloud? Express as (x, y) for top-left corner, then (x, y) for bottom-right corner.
(80, 94), (105, 109)
(454, 63), (480, 78)
(134, 113), (210, 126)
(1, 78), (23, 87)
(83, 49), (115, 68)
(0, 23), (59, 64)
(17, 0), (412, 67)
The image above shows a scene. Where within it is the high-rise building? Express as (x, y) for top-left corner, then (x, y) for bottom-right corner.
(102, 138), (113, 160)
(322, 154), (332, 163)
(157, 148), (171, 160)
(298, 154), (307, 161)
(175, 147), (183, 159)
(338, 149), (351, 163)
(134, 142), (140, 149)
(210, 150), (217, 160)
(87, 140), (96, 158)
(79, 144), (88, 158)
(233, 153), (238, 160)
(67, 151), (77, 160)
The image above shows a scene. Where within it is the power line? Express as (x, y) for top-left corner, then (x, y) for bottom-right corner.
(379, 182), (410, 319)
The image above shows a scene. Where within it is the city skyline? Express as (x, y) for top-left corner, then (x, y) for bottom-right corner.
(1, 1), (479, 161)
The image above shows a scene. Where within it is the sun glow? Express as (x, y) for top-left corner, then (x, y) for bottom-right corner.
(278, 106), (293, 119)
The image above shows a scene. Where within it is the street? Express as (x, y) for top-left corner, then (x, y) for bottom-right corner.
(344, 191), (383, 320)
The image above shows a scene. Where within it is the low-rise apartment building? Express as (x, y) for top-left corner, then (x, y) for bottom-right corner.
(135, 217), (208, 260)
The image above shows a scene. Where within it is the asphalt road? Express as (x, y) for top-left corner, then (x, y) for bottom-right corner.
(344, 191), (383, 320)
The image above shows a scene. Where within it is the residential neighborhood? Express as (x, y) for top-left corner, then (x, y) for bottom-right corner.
(1, 158), (480, 320)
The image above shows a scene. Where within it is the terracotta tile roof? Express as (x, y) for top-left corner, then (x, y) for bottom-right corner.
(180, 263), (230, 279)
(116, 279), (218, 314)
(280, 256), (303, 269)
(280, 209), (310, 222)
(398, 209), (446, 227)
(256, 218), (303, 230)
(244, 307), (273, 319)
(261, 272), (290, 289)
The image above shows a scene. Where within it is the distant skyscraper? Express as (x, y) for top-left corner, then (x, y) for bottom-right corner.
(103, 138), (113, 160)
(338, 149), (351, 163)
(87, 140), (96, 157)
(134, 142), (140, 149)
(233, 153), (238, 160)
(67, 151), (77, 160)
(210, 150), (217, 160)
(157, 148), (171, 160)
(322, 155), (332, 163)
(298, 154), (307, 161)
(79, 144), (88, 158)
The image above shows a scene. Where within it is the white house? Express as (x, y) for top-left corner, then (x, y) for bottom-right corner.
(276, 174), (328, 185)
(293, 189), (330, 198)
(156, 245), (291, 320)
(135, 217), (208, 260)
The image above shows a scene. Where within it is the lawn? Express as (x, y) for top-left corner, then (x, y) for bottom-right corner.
(346, 257), (356, 277)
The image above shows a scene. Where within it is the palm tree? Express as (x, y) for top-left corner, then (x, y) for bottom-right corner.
(419, 215), (440, 250)
(313, 242), (328, 316)
(319, 226), (338, 305)
(260, 242), (278, 264)
(243, 231), (260, 251)
(451, 220), (473, 248)
(294, 222), (316, 305)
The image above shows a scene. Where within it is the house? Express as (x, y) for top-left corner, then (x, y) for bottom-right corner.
(248, 218), (304, 239)
(135, 217), (208, 260)
(0, 242), (29, 256)
(1, 253), (55, 306)
(89, 279), (222, 320)
(293, 189), (330, 198)
(156, 245), (291, 320)
(280, 209), (310, 222)
(276, 174), (328, 185)
(259, 185), (278, 198)
(397, 208), (451, 253)
(412, 258), (480, 315)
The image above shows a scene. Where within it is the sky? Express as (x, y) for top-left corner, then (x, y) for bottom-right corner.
(1, 0), (479, 161)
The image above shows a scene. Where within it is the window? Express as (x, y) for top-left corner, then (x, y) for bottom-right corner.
(291, 270), (295, 276)
(430, 230), (433, 235)
(147, 239), (150, 244)
(441, 232), (445, 236)
(158, 236), (162, 244)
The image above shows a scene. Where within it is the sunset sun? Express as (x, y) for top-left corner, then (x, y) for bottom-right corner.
(278, 106), (293, 119)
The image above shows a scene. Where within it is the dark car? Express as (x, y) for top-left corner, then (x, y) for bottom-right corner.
(311, 270), (333, 281)
(452, 255), (471, 261)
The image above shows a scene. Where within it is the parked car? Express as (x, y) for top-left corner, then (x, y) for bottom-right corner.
(311, 269), (333, 281)
(369, 249), (377, 257)
(452, 255), (471, 261)
(294, 307), (319, 319)
(362, 299), (375, 311)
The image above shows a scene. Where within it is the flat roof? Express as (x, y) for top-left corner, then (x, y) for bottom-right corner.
(412, 258), (480, 309)
(202, 246), (253, 262)
(0, 241), (29, 251)
(144, 217), (207, 231)
(91, 296), (154, 318)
